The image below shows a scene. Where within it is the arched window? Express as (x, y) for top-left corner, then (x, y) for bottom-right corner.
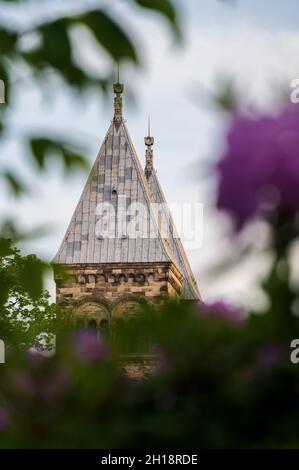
(127, 318), (139, 353)
(99, 319), (109, 339)
(112, 313), (151, 355)
(88, 319), (97, 335)
(74, 302), (110, 329)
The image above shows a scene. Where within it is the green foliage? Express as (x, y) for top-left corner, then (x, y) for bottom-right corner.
(213, 79), (237, 111)
(135, 0), (182, 39)
(0, 0), (180, 196)
(2, 0), (296, 450)
(0, 239), (58, 349)
(2, 198), (298, 447)
(75, 11), (138, 64)
(1, 171), (27, 196)
(0, 28), (17, 54)
(30, 138), (88, 172)
(0, 295), (299, 448)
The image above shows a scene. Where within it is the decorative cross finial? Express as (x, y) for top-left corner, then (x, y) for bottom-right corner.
(113, 64), (124, 129)
(144, 115), (155, 180)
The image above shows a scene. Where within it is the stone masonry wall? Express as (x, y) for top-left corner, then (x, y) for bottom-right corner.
(54, 262), (183, 306)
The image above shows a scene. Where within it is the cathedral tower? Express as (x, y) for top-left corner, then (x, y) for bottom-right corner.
(53, 82), (200, 325)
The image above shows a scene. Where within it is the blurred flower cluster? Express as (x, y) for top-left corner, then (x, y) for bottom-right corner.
(0, 295), (299, 449)
(2, 103), (299, 448)
(217, 105), (299, 230)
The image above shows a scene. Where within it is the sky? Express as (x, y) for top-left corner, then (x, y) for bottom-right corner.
(1, 0), (299, 307)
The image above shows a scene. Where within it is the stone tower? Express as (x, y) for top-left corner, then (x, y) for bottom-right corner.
(53, 82), (200, 327)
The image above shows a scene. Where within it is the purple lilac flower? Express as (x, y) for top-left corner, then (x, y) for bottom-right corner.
(26, 350), (50, 366)
(217, 105), (299, 228)
(15, 367), (70, 401)
(199, 300), (245, 325)
(74, 329), (109, 362)
(242, 344), (284, 383)
(0, 406), (10, 430)
(153, 346), (171, 374)
(256, 343), (285, 367)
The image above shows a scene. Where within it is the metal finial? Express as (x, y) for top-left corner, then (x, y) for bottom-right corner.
(144, 114), (155, 147)
(113, 64), (124, 129)
(113, 63), (123, 95)
(144, 116), (154, 147)
(144, 116), (154, 180)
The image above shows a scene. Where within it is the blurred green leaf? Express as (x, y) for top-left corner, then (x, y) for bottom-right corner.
(74, 10), (138, 64)
(0, 219), (21, 242)
(134, 0), (181, 38)
(61, 146), (88, 171)
(19, 255), (48, 300)
(0, 237), (12, 257)
(0, 59), (9, 126)
(0, 1), (182, 204)
(214, 80), (237, 111)
(52, 263), (71, 285)
(0, 239), (58, 349)
(0, 28), (17, 54)
(21, 19), (88, 89)
(0, 219), (51, 245)
(30, 138), (88, 172)
(21, 10), (138, 89)
(39, 19), (71, 69)
(3, 171), (27, 196)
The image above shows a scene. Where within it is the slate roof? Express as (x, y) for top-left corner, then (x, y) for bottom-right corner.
(147, 169), (201, 300)
(53, 84), (200, 299)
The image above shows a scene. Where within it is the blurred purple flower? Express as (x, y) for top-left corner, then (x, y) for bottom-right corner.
(153, 346), (171, 374)
(256, 343), (285, 368)
(26, 350), (50, 366)
(0, 406), (10, 430)
(74, 329), (109, 362)
(217, 106), (299, 228)
(242, 344), (284, 383)
(15, 367), (70, 401)
(199, 300), (245, 325)
(241, 365), (256, 384)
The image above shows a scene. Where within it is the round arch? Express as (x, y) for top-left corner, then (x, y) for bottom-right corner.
(111, 298), (143, 320)
(73, 301), (110, 328)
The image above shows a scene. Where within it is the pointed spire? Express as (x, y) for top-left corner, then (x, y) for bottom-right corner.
(113, 65), (124, 129)
(144, 115), (155, 180)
